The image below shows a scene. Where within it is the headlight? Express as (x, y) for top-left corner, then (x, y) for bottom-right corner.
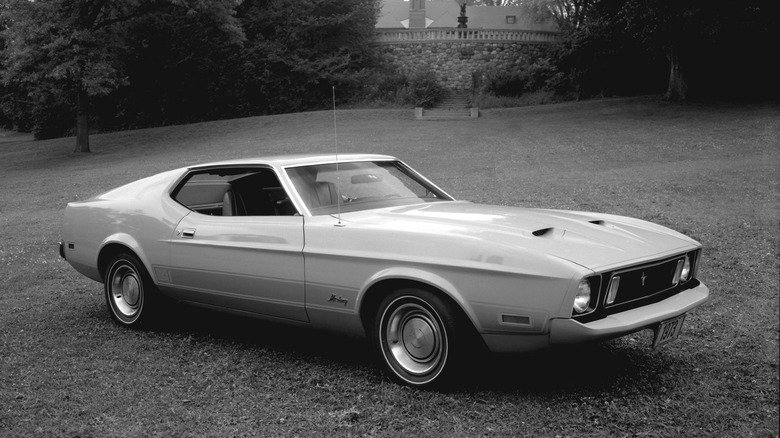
(573, 279), (591, 314)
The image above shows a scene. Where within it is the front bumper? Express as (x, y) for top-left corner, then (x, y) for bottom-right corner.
(480, 281), (709, 353)
(549, 281), (709, 345)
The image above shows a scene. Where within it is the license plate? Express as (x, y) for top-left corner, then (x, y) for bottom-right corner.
(652, 314), (686, 348)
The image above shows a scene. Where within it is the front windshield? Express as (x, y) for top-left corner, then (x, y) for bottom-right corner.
(285, 160), (451, 215)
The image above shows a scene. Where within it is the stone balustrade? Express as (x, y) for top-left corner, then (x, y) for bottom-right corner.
(374, 28), (558, 44)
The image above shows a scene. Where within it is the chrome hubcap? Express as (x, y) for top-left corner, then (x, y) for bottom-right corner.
(110, 263), (142, 319)
(121, 275), (140, 307)
(383, 300), (446, 378)
(402, 316), (436, 360)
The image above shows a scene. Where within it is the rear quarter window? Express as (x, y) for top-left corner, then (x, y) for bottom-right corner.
(174, 174), (230, 208)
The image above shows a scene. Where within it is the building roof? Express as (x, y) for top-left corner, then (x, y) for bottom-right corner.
(377, 0), (557, 31)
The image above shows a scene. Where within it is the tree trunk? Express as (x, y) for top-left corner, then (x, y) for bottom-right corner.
(665, 48), (687, 101)
(75, 89), (91, 153)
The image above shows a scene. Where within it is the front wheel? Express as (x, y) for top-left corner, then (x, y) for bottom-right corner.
(104, 252), (158, 327)
(374, 288), (465, 388)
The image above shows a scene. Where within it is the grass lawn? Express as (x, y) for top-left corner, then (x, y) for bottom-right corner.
(1, 96), (778, 437)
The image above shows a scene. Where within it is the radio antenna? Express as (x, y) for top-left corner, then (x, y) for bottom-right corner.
(332, 86), (344, 226)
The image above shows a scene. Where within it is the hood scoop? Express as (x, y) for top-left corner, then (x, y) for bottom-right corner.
(533, 221), (600, 238)
(532, 227), (553, 237)
(531, 226), (567, 239)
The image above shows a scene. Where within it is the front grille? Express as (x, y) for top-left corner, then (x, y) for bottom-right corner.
(573, 250), (700, 323)
(608, 257), (682, 306)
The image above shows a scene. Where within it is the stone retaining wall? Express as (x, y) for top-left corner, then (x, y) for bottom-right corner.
(375, 40), (554, 90)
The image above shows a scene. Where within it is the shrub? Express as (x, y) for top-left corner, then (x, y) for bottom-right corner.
(349, 68), (410, 106)
(348, 66), (445, 108)
(405, 67), (445, 108)
(476, 90), (559, 109)
(478, 58), (562, 97)
(31, 104), (74, 140)
(26, 92), (75, 140)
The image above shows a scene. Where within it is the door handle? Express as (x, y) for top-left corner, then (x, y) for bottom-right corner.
(180, 228), (196, 239)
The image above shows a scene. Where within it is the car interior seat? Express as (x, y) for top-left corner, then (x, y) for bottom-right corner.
(311, 181), (338, 208)
(222, 190), (237, 216)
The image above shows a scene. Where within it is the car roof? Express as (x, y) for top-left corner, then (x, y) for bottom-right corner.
(187, 153), (398, 170)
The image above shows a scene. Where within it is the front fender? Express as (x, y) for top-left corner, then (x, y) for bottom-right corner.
(358, 266), (483, 332)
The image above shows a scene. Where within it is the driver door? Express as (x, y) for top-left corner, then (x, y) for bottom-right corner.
(161, 167), (308, 322)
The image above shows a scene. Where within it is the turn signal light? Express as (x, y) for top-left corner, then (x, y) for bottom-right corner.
(606, 275), (620, 305)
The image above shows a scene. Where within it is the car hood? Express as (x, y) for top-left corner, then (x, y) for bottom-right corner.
(347, 201), (699, 271)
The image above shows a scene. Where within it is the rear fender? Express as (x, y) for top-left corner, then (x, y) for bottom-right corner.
(99, 233), (153, 280)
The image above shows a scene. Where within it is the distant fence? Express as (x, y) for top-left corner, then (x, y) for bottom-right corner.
(374, 28), (558, 44)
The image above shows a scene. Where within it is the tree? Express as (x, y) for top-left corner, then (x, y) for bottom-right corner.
(609, 0), (697, 101)
(615, 0), (777, 101)
(111, 3), (247, 127)
(0, 0), (242, 152)
(237, 0), (381, 113)
(519, 0), (596, 30)
(541, 0), (778, 101)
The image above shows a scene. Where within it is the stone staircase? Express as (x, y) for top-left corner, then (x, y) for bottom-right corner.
(417, 90), (477, 120)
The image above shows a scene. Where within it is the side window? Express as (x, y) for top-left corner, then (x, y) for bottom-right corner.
(172, 168), (298, 216)
(173, 172), (229, 216)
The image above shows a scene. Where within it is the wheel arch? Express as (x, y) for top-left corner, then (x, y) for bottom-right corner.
(357, 270), (483, 341)
(97, 235), (149, 282)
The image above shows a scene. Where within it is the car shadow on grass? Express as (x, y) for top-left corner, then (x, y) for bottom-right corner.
(149, 302), (377, 368)
(128, 302), (693, 394)
(466, 339), (694, 395)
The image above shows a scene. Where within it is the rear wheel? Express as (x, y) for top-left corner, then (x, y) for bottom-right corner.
(374, 288), (465, 388)
(104, 252), (158, 327)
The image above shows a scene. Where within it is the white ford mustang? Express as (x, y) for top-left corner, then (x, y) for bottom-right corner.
(60, 154), (709, 387)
